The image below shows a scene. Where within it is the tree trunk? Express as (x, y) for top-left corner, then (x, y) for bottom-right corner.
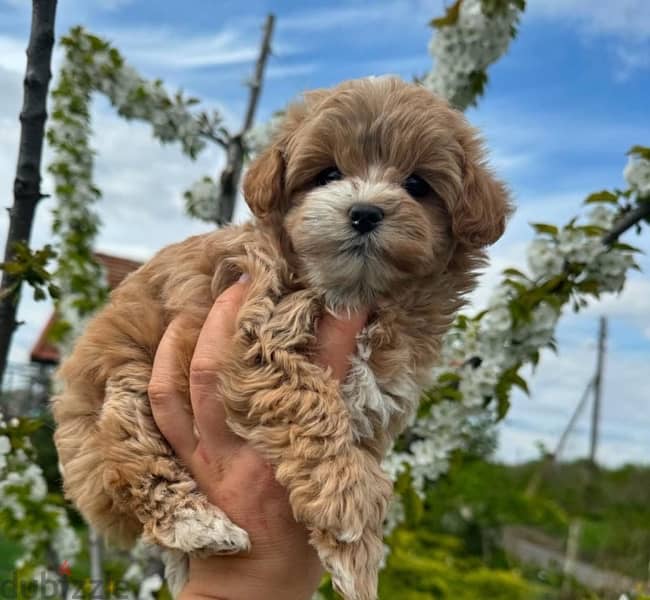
(0, 0), (58, 389)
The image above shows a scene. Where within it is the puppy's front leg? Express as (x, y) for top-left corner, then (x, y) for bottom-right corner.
(220, 289), (392, 600)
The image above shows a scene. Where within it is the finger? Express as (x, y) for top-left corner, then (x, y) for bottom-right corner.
(149, 315), (198, 465)
(315, 309), (368, 381)
(189, 279), (250, 452)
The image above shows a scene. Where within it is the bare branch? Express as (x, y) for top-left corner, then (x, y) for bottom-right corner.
(242, 14), (275, 133)
(0, 0), (58, 390)
(217, 14), (275, 225)
(199, 130), (229, 149)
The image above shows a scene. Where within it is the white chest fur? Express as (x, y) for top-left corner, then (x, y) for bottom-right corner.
(340, 328), (421, 442)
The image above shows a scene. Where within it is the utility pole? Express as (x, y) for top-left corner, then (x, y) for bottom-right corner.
(526, 316), (608, 495)
(589, 317), (607, 466)
(525, 378), (594, 497)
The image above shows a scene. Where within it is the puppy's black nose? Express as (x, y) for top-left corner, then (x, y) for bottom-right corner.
(349, 204), (384, 234)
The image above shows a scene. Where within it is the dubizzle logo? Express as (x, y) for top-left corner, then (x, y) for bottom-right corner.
(0, 570), (131, 599)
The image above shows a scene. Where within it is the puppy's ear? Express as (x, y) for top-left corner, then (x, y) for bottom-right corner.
(452, 151), (513, 248)
(243, 145), (285, 219)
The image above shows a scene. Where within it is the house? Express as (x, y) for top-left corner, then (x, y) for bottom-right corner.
(30, 252), (142, 366)
(0, 253), (142, 417)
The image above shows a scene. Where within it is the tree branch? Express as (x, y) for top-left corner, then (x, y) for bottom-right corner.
(217, 14), (275, 225)
(602, 200), (650, 246)
(0, 0), (58, 390)
(242, 14), (275, 133)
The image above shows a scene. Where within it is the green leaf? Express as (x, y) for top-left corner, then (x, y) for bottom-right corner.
(611, 242), (642, 253)
(584, 190), (619, 204)
(511, 372), (530, 395)
(48, 283), (61, 299)
(430, 0), (462, 28)
(530, 349), (540, 369)
(395, 469), (423, 526)
(628, 145), (650, 161)
(575, 224), (607, 237)
(502, 268), (528, 279)
(438, 372), (461, 385)
(496, 393), (510, 421)
(576, 279), (601, 294)
(504, 278), (528, 294)
(531, 223), (559, 236)
(440, 387), (463, 402)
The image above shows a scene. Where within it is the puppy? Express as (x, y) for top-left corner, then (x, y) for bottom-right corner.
(52, 76), (511, 600)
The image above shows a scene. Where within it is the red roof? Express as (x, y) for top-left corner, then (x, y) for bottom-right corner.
(30, 253), (142, 365)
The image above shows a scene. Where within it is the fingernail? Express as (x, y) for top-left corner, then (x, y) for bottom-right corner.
(238, 272), (250, 283)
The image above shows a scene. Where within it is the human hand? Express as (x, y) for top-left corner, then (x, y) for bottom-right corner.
(149, 277), (366, 600)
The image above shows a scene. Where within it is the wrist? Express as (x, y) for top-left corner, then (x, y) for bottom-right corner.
(179, 554), (321, 600)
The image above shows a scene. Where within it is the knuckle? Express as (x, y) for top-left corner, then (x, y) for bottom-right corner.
(148, 380), (172, 408)
(189, 358), (218, 388)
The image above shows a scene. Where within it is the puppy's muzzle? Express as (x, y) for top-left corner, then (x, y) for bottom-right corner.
(349, 203), (384, 234)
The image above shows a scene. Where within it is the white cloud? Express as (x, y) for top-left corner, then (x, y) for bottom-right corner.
(277, 1), (445, 33)
(100, 25), (297, 71)
(1, 97), (230, 364)
(265, 63), (317, 80)
(497, 339), (650, 466)
(474, 105), (650, 172)
(581, 277), (650, 338)
(615, 44), (650, 80)
(527, 0), (650, 40)
(527, 0), (650, 79)
(278, 7), (373, 32)
(110, 28), (260, 69)
(0, 34), (26, 74)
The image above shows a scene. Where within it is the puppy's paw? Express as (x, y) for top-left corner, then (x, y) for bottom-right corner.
(310, 528), (383, 600)
(152, 505), (250, 555)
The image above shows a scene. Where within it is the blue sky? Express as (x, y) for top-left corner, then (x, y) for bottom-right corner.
(1, 0), (649, 465)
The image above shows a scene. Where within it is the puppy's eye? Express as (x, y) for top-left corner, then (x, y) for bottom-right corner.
(403, 174), (432, 199)
(315, 167), (343, 186)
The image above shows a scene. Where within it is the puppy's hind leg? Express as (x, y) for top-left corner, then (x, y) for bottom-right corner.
(97, 372), (250, 557)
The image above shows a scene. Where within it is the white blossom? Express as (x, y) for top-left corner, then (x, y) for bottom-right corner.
(423, 0), (522, 109)
(528, 238), (564, 278)
(50, 28), (217, 335)
(624, 155), (650, 197)
(385, 196), (636, 505)
(244, 114), (283, 157)
(384, 496), (405, 536)
(184, 177), (223, 222)
(138, 574), (163, 600)
(0, 417), (81, 569)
